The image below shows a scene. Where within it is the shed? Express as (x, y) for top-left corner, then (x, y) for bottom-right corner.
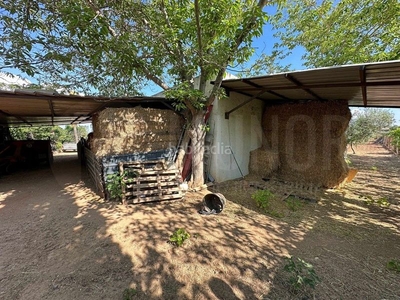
(208, 60), (400, 186)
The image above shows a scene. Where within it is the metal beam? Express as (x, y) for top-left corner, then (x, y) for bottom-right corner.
(0, 110), (32, 126)
(222, 79), (400, 92)
(225, 90), (268, 119)
(47, 99), (55, 126)
(284, 74), (324, 100)
(241, 79), (288, 100)
(70, 115), (83, 124)
(359, 66), (367, 107)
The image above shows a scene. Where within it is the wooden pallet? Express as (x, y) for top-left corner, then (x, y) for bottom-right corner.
(119, 160), (182, 204)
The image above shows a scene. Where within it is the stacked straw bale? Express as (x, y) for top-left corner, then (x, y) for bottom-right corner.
(91, 107), (184, 157)
(262, 100), (351, 188)
(249, 148), (280, 177)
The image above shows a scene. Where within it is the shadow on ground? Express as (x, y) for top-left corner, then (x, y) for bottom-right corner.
(1, 143), (399, 299)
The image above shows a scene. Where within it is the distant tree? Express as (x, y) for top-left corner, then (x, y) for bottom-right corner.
(272, 0), (400, 67)
(9, 125), (87, 151)
(388, 127), (400, 148)
(347, 109), (394, 153)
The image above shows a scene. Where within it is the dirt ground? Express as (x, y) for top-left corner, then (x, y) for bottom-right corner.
(0, 143), (399, 300)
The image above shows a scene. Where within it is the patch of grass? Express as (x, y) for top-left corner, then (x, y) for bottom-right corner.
(169, 228), (190, 247)
(283, 256), (320, 292)
(122, 288), (137, 300)
(371, 166), (378, 171)
(286, 196), (303, 212)
(359, 195), (391, 208)
(251, 189), (283, 218)
(386, 259), (400, 273)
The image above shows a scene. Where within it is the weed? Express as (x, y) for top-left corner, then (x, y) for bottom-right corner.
(283, 256), (320, 292)
(122, 288), (137, 300)
(371, 166), (378, 171)
(345, 156), (352, 166)
(251, 189), (284, 217)
(169, 228), (190, 247)
(252, 189), (274, 211)
(376, 197), (391, 207)
(386, 259), (400, 273)
(106, 170), (139, 201)
(106, 173), (124, 200)
(286, 196), (303, 212)
(360, 195), (391, 208)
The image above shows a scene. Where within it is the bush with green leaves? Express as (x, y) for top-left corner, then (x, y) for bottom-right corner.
(106, 173), (124, 201)
(251, 189), (283, 217)
(122, 288), (137, 300)
(387, 259), (400, 273)
(283, 256), (320, 292)
(169, 228), (190, 247)
(388, 127), (400, 148)
(286, 196), (303, 212)
(252, 189), (274, 211)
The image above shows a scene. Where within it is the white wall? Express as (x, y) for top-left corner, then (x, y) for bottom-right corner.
(207, 92), (264, 182)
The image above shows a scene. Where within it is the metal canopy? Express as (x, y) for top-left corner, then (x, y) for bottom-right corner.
(0, 90), (173, 126)
(218, 60), (400, 118)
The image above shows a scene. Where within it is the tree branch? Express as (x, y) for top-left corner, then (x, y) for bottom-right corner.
(206, 0), (268, 105)
(194, 0), (207, 93)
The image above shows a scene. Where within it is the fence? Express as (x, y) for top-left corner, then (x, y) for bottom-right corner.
(380, 136), (399, 155)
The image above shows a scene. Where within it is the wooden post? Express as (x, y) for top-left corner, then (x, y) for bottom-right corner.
(119, 162), (126, 206)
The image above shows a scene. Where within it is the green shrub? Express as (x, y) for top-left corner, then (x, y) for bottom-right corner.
(122, 288), (137, 300)
(169, 228), (190, 247)
(106, 173), (124, 200)
(251, 189), (283, 217)
(387, 259), (400, 273)
(252, 189), (274, 211)
(284, 256), (320, 291)
(286, 196), (303, 212)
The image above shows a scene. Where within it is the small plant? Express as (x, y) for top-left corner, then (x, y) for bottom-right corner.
(286, 196), (303, 212)
(106, 173), (124, 200)
(360, 195), (391, 208)
(106, 170), (139, 200)
(169, 228), (190, 247)
(376, 197), (391, 207)
(122, 287), (137, 300)
(252, 189), (274, 211)
(371, 166), (378, 171)
(386, 259), (400, 273)
(283, 256), (320, 292)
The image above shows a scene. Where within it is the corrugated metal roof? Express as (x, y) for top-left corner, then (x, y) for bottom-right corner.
(218, 60), (400, 109)
(0, 90), (173, 126)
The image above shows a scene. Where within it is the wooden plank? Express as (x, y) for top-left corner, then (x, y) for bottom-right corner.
(124, 174), (179, 183)
(125, 187), (181, 197)
(119, 162), (126, 205)
(132, 169), (178, 176)
(128, 193), (183, 204)
(122, 159), (165, 166)
(125, 181), (178, 189)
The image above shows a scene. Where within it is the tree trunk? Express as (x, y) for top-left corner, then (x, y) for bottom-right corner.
(350, 142), (355, 154)
(189, 111), (206, 187)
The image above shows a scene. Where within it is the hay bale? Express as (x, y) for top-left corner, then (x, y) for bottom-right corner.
(262, 100), (351, 188)
(249, 148), (280, 177)
(91, 107), (184, 157)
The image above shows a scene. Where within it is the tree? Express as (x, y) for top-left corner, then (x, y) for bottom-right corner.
(388, 127), (400, 148)
(271, 0), (400, 67)
(0, 0), (282, 187)
(346, 109), (394, 153)
(9, 125), (88, 150)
